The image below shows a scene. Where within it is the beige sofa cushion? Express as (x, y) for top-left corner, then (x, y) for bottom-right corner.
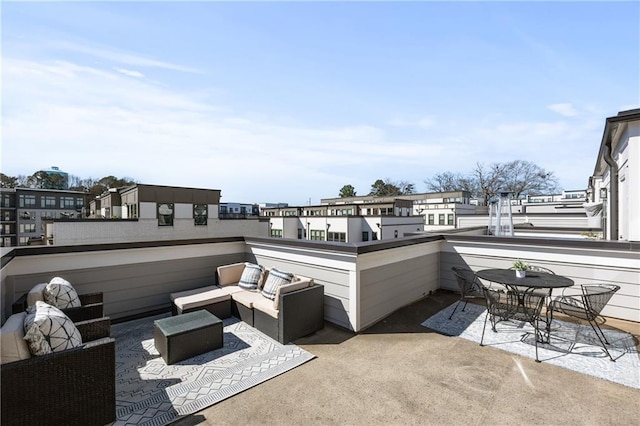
(252, 297), (279, 319)
(231, 290), (266, 309)
(0, 312), (31, 364)
(170, 285), (219, 302)
(173, 288), (230, 312)
(27, 283), (48, 306)
(217, 262), (245, 286)
(216, 285), (244, 296)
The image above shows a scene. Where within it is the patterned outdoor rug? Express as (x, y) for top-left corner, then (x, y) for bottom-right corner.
(422, 302), (639, 389)
(110, 314), (315, 425)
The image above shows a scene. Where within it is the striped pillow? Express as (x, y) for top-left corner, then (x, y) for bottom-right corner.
(238, 263), (264, 290)
(261, 268), (295, 300)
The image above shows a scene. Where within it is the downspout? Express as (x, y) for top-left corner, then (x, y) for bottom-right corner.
(603, 142), (619, 240)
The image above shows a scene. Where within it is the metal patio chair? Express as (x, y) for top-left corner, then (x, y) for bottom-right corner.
(480, 285), (547, 362)
(551, 284), (621, 361)
(449, 267), (483, 320)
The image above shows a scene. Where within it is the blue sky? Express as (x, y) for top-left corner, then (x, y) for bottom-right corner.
(3, 1), (639, 205)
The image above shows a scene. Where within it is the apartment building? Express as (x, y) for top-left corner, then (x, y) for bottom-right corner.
(263, 199), (423, 242)
(0, 187), (86, 247)
(46, 184), (269, 245)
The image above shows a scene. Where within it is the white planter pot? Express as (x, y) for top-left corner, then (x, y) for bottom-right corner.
(515, 270), (526, 278)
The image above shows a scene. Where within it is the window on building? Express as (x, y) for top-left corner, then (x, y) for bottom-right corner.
(439, 214), (445, 225)
(362, 231), (369, 241)
(298, 228), (304, 239)
(157, 203), (174, 226)
(19, 237), (30, 246)
(372, 232), (378, 240)
(194, 204), (208, 225)
(270, 229), (283, 238)
(60, 197), (75, 209)
(447, 214), (454, 225)
(76, 197), (84, 209)
(2, 194), (13, 208)
(19, 223), (36, 233)
(19, 195), (36, 208)
(41, 196), (56, 208)
(20, 211), (34, 220)
(327, 232), (346, 242)
(428, 214), (434, 225)
(309, 230), (325, 240)
(41, 211), (56, 220)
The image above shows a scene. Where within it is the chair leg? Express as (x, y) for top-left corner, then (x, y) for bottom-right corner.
(448, 301), (461, 320)
(480, 310), (490, 347)
(588, 319), (616, 362)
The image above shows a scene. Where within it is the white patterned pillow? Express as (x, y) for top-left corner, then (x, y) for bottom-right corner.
(238, 263), (264, 290)
(23, 301), (82, 356)
(261, 268), (295, 300)
(43, 277), (81, 309)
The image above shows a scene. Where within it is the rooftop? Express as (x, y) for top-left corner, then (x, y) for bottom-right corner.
(176, 291), (640, 425)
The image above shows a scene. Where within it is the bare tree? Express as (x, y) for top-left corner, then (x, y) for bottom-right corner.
(424, 171), (465, 192)
(501, 160), (559, 198)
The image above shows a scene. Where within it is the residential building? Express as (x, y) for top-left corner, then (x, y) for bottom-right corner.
(263, 200), (423, 242)
(0, 187), (86, 247)
(589, 108), (640, 241)
(45, 184), (269, 245)
(321, 191), (480, 232)
(219, 203), (260, 219)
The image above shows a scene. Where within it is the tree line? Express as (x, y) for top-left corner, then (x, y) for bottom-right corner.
(0, 171), (137, 202)
(339, 160), (560, 205)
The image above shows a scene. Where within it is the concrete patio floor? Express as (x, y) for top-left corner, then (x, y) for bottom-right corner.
(173, 290), (639, 426)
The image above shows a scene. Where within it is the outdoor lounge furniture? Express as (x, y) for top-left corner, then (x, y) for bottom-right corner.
(11, 281), (104, 322)
(1, 314), (115, 426)
(449, 266), (483, 320)
(551, 284), (621, 361)
(154, 309), (223, 364)
(170, 262), (325, 344)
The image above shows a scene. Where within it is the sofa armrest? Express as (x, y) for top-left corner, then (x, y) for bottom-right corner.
(76, 317), (111, 341)
(0, 336), (116, 426)
(79, 292), (103, 305)
(217, 263), (246, 286)
(274, 279), (314, 310)
(278, 284), (324, 343)
(63, 303), (104, 322)
(11, 293), (28, 315)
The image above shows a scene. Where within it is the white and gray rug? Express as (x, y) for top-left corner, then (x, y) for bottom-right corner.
(110, 314), (315, 425)
(422, 302), (639, 389)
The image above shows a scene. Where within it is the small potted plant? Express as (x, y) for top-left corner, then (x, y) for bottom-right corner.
(513, 259), (529, 278)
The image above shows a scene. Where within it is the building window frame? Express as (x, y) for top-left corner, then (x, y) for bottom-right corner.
(157, 203), (174, 226)
(193, 204), (208, 226)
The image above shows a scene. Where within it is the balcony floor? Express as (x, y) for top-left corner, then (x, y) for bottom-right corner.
(172, 290), (639, 425)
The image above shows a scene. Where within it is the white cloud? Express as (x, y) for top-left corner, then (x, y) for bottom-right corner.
(115, 67), (144, 78)
(2, 56), (604, 204)
(388, 116), (436, 129)
(548, 103), (580, 117)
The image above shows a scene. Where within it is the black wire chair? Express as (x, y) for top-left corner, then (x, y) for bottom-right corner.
(551, 284), (621, 361)
(480, 285), (547, 362)
(449, 267), (483, 320)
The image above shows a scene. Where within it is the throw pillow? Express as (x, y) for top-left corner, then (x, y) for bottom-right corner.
(23, 301), (82, 356)
(261, 268), (295, 300)
(238, 263), (264, 290)
(43, 277), (81, 309)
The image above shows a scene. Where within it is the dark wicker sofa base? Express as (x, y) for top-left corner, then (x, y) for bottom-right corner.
(12, 291), (105, 322)
(1, 317), (115, 426)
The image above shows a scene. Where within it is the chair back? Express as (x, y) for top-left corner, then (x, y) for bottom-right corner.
(451, 267), (479, 295)
(481, 285), (519, 318)
(581, 284), (620, 318)
(528, 265), (555, 274)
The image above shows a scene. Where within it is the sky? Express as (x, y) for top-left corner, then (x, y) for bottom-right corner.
(2, 1), (639, 205)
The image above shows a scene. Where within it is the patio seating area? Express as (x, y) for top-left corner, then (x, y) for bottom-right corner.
(165, 290), (639, 426)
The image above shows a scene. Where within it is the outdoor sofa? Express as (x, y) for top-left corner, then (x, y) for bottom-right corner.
(0, 312), (115, 426)
(171, 262), (325, 343)
(11, 280), (104, 322)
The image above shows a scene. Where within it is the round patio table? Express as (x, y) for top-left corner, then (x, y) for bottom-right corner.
(475, 268), (574, 342)
(475, 268), (574, 290)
